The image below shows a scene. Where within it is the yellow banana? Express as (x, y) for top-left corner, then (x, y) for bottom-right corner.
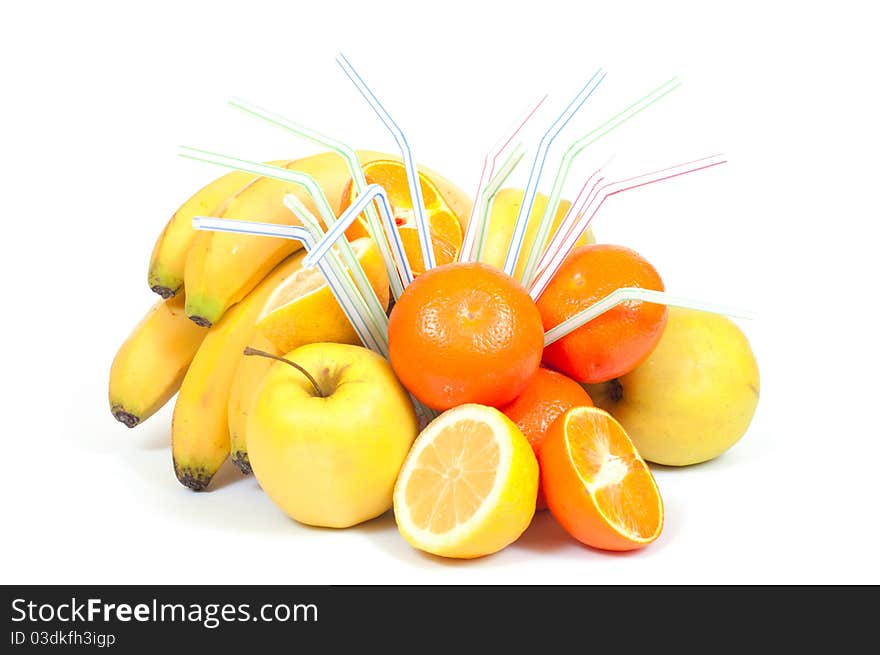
(227, 334), (280, 474)
(172, 252), (306, 491)
(184, 151), (358, 326)
(147, 161), (290, 298)
(109, 294), (207, 427)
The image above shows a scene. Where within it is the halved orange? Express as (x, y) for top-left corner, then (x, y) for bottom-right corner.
(342, 160), (463, 275)
(539, 406), (663, 551)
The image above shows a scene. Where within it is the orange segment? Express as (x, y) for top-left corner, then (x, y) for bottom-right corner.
(539, 406), (663, 550)
(344, 160), (464, 275)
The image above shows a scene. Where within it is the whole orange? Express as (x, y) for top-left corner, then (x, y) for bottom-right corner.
(537, 244), (667, 384)
(388, 262), (544, 410)
(499, 367), (593, 509)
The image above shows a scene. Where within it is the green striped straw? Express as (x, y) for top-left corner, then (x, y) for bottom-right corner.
(473, 142), (527, 263)
(544, 287), (754, 347)
(226, 98), (400, 289)
(178, 147), (388, 340)
(519, 77), (681, 287)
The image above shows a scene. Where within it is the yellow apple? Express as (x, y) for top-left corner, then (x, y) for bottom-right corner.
(586, 307), (760, 466)
(246, 342), (418, 528)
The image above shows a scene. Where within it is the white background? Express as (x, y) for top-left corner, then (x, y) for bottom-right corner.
(2, 0), (878, 584)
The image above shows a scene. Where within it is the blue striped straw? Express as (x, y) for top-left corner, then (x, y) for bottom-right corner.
(502, 69), (606, 279)
(336, 53), (435, 272)
(303, 184), (411, 301)
(191, 217), (384, 355)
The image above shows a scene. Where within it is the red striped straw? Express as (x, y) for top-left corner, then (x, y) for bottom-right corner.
(458, 96), (547, 263)
(529, 153), (728, 299)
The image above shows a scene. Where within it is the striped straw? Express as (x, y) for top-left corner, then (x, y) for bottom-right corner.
(458, 96), (547, 263)
(226, 97), (399, 287)
(519, 78), (681, 287)
(178, 146), (388, 339)
(303, 184), (411, 301)
(502, 69), (606, 278)
(530, 153), (728, 300)
(544, 287), (754, 346)
(473, 143), (528, 263)
(191, 217), (384, 355)
(282, 194), (389, 353)
(336, 53), (435, 272)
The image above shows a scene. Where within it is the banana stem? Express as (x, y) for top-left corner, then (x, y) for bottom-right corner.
(243, 347), (326, 398)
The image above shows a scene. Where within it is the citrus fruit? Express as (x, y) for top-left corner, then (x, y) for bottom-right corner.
(342, 159), (466, 274)
(388, 262), (544, 410)
(393, 403), (538, 558)
(537, 244), (667, 384)
(255, 237), (389, 353)
(480, 188), (595, 281)
(499, 367), (593, 510)
(586, 307), (760, 466)
(247, 342), (418, 528)
(539, 406), (663, 551)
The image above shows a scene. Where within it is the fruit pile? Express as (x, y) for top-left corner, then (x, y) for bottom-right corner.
(110, 153), (759, 558)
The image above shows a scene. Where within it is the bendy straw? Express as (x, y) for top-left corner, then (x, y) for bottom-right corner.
(458, 96), (547, 263)
(336, 53), (435, 272)
(519, 78), (681, 286)
(226, 97), (394, 280)
(502, 69), (606, 278)
(529, 153), (728, 300)
(472, 142), (527, 263)
(543, 287), (754, 346)
(178, 147), (338, 226)
(282, 194), (389, 352)
(178, 146), (387, 342)
(191, 217), (384, 355)
(303, 183), (411, 301)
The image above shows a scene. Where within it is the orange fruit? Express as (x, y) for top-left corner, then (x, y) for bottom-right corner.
(388, 262), (544, 410)
(539, 406), (663, 551)
(499, 367), (593, 510)
(537, 244), (667, 384)
(343, 159), (464, 275)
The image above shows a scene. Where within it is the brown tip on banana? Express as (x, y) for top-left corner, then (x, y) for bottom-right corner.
(231, 451), (252, 475)
(150, 285), (177, 299)
(111, 406), (141, 429)
(173, 462), (214, 492)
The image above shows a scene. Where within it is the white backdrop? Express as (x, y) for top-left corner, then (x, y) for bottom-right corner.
(2, 0), (878, 584)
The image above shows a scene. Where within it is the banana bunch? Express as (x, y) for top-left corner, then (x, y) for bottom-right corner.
(109, 151), (384, 490)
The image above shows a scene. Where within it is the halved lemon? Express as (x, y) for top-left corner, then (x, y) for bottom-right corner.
(393, 403), (538, 559)
(343, 160), (464, 275)
(255, 237), (390, 354)
(539, 406), (664, 551)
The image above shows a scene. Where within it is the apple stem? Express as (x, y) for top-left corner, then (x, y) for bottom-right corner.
(243, 347), (326, 398)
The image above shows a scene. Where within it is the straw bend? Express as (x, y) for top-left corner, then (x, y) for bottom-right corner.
(502, 68), (606, 279)
(543, 287), (754, 347)
(336, 53), (435, 272)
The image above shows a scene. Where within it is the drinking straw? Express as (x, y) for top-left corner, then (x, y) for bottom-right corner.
(191, 216), (440, 423)
(336, 53), (435, 271)
(284, 195), (438, 426)
(502, 69), (606, 278)
(472, 142), (527, 263)
(303, 183), (411, 301)
(191, 217), (384, 355)
(178, 146), (388, 340)
(458, 96), (547, 263)
(543, 287), (754, 346)
(226, 97), (397, 285)
(282, 194), (389, 354)
(519, 78), (681, 286)
(529, 153), (728, 300)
